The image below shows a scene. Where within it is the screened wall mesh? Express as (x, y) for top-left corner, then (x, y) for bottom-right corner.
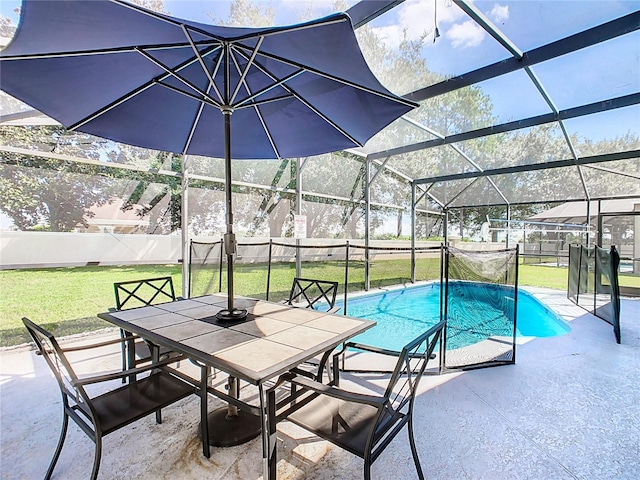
(189, 240), (222, 297)
(568, 244), (621, 343)
(443, 246), (519, 370)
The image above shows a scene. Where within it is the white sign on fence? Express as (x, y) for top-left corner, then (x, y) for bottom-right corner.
(294, 215), (307, 239)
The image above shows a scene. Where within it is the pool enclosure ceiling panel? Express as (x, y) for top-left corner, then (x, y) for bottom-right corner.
(532, 32), (640, 111)
(1, 0), (639, 213)
(425, 177), (477, 207)
(370, 171), (408, 206)
(357, 0), (513, 96)
(387, 145), (480, 180)
(454, 123), (573, 171)
(473, 0), (640, 51)
(582, 162), (640, 199)
(445, 176), (509, 209)
(564, 106), (640, 156)
(489, 166), (588, 205)
(301, 153), (365, 199)
(360, 116), (439, 156)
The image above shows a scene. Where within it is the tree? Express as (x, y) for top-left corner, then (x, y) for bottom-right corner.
(0, 127), (116, 231)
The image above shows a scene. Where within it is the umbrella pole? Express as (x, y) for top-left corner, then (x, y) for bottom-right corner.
(206, 111), (259, 449)
(216, 111), (248, 322)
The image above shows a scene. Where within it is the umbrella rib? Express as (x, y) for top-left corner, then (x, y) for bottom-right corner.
(233, 67), (304, 109)
(0, 41), (218, 61)
(182, 87), (211, 154)
(228, 51), (281, 158)
(68, 43), (222, 131)
(182, 25), (224, 104)
(135, 47), (222, 107)
(153, 81), (219, 108)
(234, 49), (362, 148)
(234, 44), (418, 108)
(230, 38), (264, 105)
(234, 94), (296, 110)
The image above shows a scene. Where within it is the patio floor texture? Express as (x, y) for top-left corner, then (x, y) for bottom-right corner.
(1, 287), (638, 480)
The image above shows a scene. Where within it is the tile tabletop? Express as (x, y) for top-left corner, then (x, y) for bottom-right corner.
(99, 296), (375, 384)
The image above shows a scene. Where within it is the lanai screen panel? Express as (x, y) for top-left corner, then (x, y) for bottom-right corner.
(532, 32), (640, 111)
(446, 177), (508, 209)
(301, 153), (365, 199)
(475, 0), (639, 50)
(582, 162), (640, 199)
(300, 198), (364, 239)
(0, 161), (174, 234)
(489, 167), (587, 205)
(387, 145), (479, 180)
(361, 116), (439, 155)
(1, 0), (639, 224)
(565, 106), (640, 158)
(455, 124), (572, 171)
(356, 0), (511, 96)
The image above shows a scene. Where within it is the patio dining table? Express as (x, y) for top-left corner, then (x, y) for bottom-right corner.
(98, 294), (375, 480)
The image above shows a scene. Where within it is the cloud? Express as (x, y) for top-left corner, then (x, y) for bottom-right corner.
(372, 0), (467, 49)
(446, 20), (486, 48)
(489, 4), (509, 23)
(370, 24), (405, 50)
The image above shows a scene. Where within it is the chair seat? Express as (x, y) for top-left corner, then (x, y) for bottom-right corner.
(87, 371), (194, 436)
(286, 393), (397, 458)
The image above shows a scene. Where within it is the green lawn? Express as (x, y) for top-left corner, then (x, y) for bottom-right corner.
(1, 260), (636, 348)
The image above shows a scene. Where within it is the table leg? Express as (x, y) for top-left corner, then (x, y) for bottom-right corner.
(151, 344), (162, 424)
(261, 384), (277, 480)
(200, 364), (211, 458)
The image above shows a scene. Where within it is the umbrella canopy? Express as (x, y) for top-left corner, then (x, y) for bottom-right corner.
(1, 0), (417, 318)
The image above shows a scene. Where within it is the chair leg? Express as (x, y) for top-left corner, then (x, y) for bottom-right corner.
(44, 411), (69, 480)
(364, 457), (372, 480)
(90, 436), (102, 480)
(407, 417), (425, 480)
(120, 333), (127, 384)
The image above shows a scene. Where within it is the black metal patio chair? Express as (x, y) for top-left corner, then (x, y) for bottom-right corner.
(23, 317), (198, 480)
(272, 320), (445, 480)
(284, 277), (339, 312)
(113, 276), (182, 374)
(284, 277), (341, 382)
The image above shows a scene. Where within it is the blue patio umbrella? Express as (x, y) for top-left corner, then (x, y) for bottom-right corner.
(0, 0), (417, 320)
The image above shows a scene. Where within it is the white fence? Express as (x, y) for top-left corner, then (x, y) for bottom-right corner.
(0, 231), (509, 270)
(0, 231), (182, 269)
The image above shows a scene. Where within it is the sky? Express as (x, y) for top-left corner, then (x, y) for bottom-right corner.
(1, 0), (638, 143)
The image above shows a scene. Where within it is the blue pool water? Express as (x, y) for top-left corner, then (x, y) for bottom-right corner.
(335, 282), (570, 351)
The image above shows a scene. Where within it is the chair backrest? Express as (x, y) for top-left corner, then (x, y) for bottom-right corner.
(287, 278), (338, 312)
(382, 320), (446, 415)
(114, 276), (177, 310)
(22, 318), (92, 410)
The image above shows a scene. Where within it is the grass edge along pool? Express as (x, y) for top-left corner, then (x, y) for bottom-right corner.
(334, 282), (570, 352)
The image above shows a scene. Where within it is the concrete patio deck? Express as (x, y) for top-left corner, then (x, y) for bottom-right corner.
(1, 287), (638, 479)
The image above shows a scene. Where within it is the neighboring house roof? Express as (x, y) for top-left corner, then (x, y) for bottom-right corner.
(84, 199), (149, 229)
(529, 198), (640, 224)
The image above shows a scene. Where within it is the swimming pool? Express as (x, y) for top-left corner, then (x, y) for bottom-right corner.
(335, 282), (570, 352)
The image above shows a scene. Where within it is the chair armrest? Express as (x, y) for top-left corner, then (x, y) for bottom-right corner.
(61, 336), (130, 352)
(73, 356), (183, 386)
(342, 341), (437, 360)
(343, 341), (401, 357)
(285, 373), (384, 407)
